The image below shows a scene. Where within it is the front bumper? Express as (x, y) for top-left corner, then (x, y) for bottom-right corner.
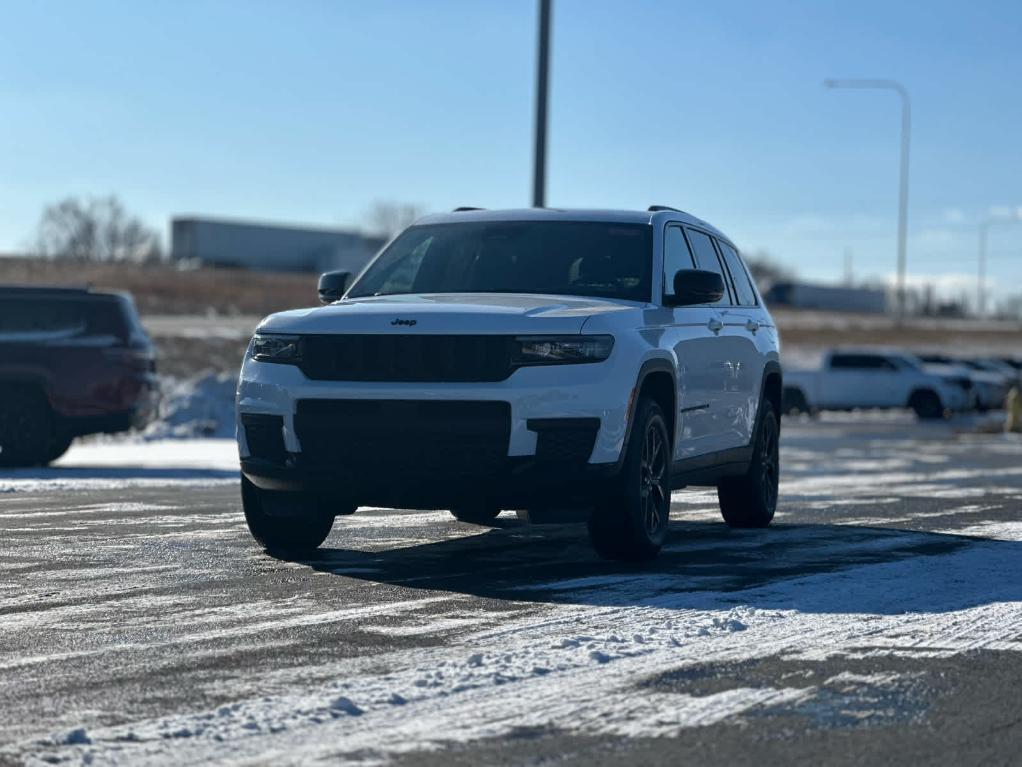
(236, 355), (634, 507)
(236, 356), (634, 464)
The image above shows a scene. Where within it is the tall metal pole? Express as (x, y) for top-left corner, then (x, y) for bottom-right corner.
(977, 211), (1021, 317)
(532, 0), (551, 208)
(978, 221), (989, 316)
(823, 79), (911, 319)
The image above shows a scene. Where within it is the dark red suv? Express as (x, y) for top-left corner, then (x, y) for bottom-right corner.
(0, 286), (159, 466)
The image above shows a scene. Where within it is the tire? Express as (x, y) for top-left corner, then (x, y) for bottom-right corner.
(587, 397), (671, 562)
(0, 387), (55, 467)
(717, 401), (779, 528)
(450, 504), (502, 524)
(241, 475), (334, 554)
(909, 390), (944, 420)
(42, 435), (74, 465)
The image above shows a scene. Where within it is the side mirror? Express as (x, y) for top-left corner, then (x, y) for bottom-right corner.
(318, 271), (352, 304)
(663, 269), (725, 307)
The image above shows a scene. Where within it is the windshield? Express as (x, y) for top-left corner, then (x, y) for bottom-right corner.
(347, 221), (653, 302)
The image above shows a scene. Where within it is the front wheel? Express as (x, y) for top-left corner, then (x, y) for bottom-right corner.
(717, 402), (779, 528)
(241, 475), (334, 554)
(0, 387), (55, 467)
(909, 390), (944, 420)
(588, 397), (671, 562)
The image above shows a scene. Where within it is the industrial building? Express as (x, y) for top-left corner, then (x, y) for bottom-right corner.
(170, 216), (385, 274)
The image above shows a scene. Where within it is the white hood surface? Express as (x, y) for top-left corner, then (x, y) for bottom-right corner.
(257, 293), (640, 335)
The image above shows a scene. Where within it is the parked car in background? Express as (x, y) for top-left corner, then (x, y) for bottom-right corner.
(0, 286), (158, 466)
(784, 349), (971, 419)
(236, 206), (783, 562)
(916, 353), (1008, 411)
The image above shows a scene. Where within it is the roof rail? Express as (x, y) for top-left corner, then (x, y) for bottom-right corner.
(648, 205), (681, 213)
(452, 206), (485, 212)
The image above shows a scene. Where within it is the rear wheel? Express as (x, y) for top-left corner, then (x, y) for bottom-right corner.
(588, 397), (671, 562)
(782, 386), (810, 416)
(909, 389), (944, 420)
(42, 435), (74, 465)
(241, 475), (334, 554)
(718, 402), (779, 528)
(0, 387), (55, 467)
(450, 504), (502, 524)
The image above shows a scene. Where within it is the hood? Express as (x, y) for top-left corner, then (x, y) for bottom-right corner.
(257, 293), (639, 335)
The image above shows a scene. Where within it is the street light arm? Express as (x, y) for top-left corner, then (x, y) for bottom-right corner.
(823, 78), (909, 103)
(823, 77), (911, 320)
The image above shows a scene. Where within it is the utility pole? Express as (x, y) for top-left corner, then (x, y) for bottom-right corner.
(823, 79), (911, 320)
(532, 0), (552, 208)
(977, 209), (1021, 317)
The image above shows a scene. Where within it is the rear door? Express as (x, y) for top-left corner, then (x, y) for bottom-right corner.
(715, 238), (767, 446)
(664, 226), (739, 458)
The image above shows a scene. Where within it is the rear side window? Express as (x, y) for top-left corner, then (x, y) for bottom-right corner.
(0, 296), (127, 342)
(683, 228), (731, 306)
(0, 298), (87, 338)
(717, 241), (758, 307)
(662, 225), (695, 297)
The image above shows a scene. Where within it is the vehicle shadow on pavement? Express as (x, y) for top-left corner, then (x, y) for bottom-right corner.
(291, 518), (1022, 616)
(0, 466), (239, 481)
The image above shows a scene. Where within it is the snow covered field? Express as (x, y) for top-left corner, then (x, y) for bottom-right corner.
(2, 420), (1022, 764)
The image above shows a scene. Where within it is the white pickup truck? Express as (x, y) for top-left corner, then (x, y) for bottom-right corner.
(783, 349), (972, 419)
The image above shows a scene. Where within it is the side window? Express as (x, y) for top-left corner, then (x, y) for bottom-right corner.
(717, 241), (758, 307)
(0, 298), (86, 339)
(662, 225), (695, 297)
(683, 227), (731, 306)
(830, 354), (895, 371)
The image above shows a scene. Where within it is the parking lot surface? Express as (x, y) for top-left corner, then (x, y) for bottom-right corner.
(2, 416), (1022, 766)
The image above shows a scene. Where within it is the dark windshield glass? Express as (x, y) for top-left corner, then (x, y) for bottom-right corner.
(347, 221), (652, 302)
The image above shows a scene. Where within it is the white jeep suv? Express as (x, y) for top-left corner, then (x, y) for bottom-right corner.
(236, 207), (782, 561)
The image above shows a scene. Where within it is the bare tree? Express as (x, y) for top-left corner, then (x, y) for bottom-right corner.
(742, 249), (794, 292)
(364, 200), (426, 239)
(35, 195), (163, 262)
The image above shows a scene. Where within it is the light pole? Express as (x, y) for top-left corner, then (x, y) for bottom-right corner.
(532, 0), (552, 208)
(977, 209), (1021, 317)
(823, 78), (911, 318)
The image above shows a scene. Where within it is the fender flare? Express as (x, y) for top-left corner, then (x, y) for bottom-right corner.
(614, 357), (677, 472)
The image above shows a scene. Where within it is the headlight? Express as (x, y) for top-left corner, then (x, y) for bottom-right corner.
(250, 333), (301, 363)
(512, 335), (614, 366)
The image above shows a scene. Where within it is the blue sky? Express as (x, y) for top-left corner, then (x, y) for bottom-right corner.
(2, 0), (1021, 298)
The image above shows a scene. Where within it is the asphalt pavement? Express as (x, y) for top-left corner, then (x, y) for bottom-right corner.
(2, 415), (1021, 766)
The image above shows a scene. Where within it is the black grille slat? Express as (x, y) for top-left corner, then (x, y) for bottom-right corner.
(294, 399), (512, 476)
(299, 335), (514, 382)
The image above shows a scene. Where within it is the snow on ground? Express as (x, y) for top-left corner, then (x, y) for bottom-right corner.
(16, 514), (1022, 766)
(0, 439), (238, 494)
(143, 373), (238, 440)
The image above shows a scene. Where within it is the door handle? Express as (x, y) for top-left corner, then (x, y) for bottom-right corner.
(707, 317), (723, 333)
(745, 319), (760, 333)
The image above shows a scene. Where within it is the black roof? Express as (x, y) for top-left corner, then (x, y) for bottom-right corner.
(0, 284), (115, 299)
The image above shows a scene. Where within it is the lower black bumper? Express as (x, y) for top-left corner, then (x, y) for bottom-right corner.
(241, 455), (620, 509)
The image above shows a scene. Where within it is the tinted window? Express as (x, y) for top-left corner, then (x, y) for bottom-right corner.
(830, 354), (896, 371)
(717, 240), (757, 307)
(662, 225), (695, 297)
(349, 222), (653, 303)
(683, 228), (731, 306)
(0, 298), (87, 338)
(0, 297), (126, 342)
